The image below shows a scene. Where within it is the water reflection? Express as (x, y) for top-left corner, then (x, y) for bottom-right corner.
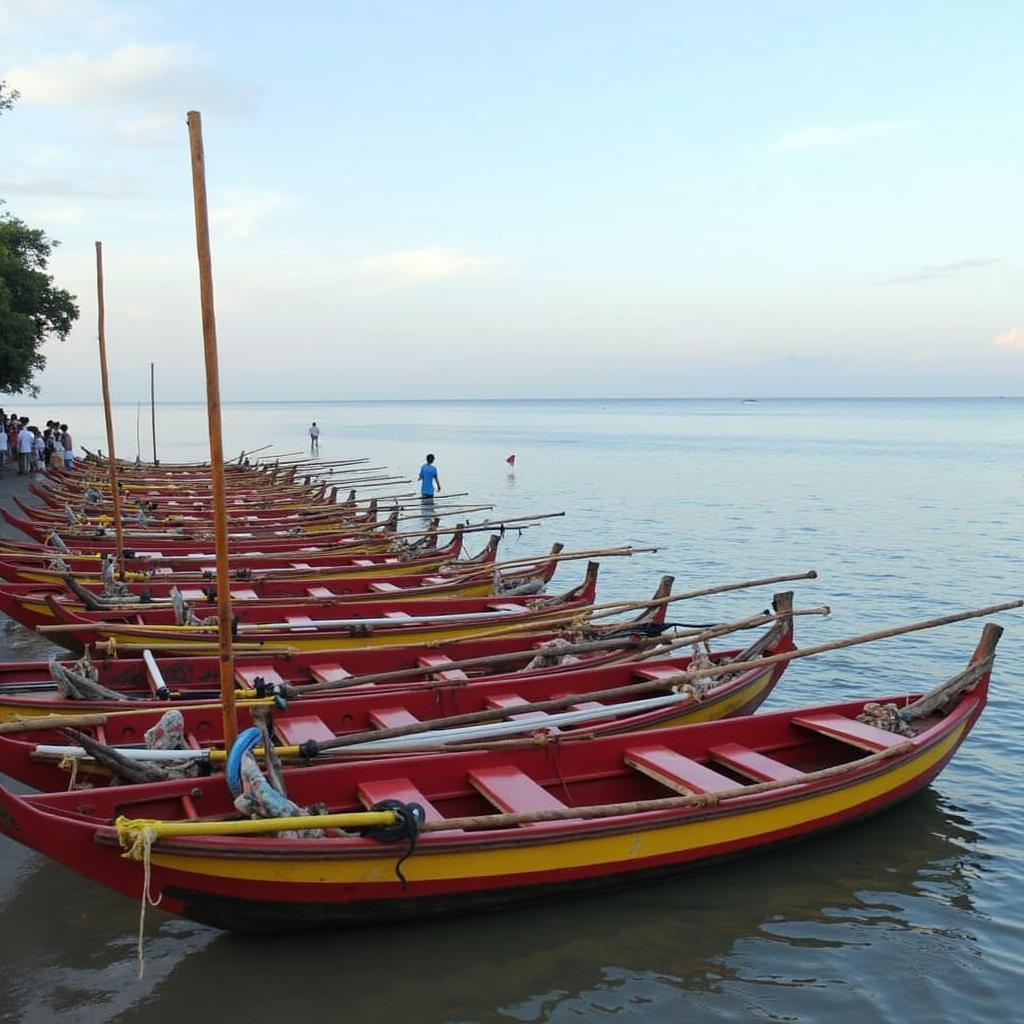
(0, 789), (985, 1023)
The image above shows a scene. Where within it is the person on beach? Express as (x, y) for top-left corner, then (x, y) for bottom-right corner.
(31, 427), (44, 474)
(60, 424), (74, 468)
(309, 421), (320, 452)
(0, 424), (7, 468)
(418, 453), (441, 499)
(17, 421), (34, 475)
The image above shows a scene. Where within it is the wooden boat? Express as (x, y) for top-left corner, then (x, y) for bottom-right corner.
(0, 624), (998, 933)
(0, 527), (474, 585)
(0, 600), (796, 792)
(0, 504), (424, 551)
(0, 578), (677, 720)
(0, 543), (565, 627)
(32, 563), (605, 653)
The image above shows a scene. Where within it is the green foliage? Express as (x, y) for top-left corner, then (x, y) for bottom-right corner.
(0, 79), (19, 114)
(0, 80), (80, 396)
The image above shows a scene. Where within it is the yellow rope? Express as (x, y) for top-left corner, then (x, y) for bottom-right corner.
(120, 824), (162, 979)
(58, 753), (80, 791)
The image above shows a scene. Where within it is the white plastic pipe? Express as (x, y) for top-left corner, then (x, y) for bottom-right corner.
(142, 648), (171, 700)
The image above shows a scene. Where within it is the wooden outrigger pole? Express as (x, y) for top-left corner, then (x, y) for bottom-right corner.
(93, 242), (126, 578)
(150, 361), (158, 465)
(186, 111), (238, 748)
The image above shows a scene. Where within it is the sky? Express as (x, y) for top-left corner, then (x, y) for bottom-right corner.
(1, 0), (1022, 401)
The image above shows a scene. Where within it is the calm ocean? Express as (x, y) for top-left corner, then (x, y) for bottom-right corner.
(1, 397), (1021, 1022)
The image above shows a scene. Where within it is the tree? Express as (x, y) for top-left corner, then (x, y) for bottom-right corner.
(0, 79), (80, 396)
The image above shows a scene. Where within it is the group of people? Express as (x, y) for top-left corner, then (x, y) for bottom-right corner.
(0, 410), (75, 475)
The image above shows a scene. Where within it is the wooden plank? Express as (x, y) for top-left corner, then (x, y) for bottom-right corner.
(468, 765), (568, 817)
(708, 742), (804, 783)
(623, 745), (736, 794)
(309, 662), (352, 685)
(305, 586), (334, 599)
(487, 602), (525, 613)
(484, 693), (550, 723)
(358, 777), (451, 825)
(234, 664), (287, 688)
(369, 707), (420, 730)
(791, 712), (907, 752)
(275, 715), (336, 745)
(417, 654), (469, 683)
(369, 582), (403, 593)
(632, 666), (682, 682)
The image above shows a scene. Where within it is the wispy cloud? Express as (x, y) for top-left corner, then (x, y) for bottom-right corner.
(994, 327), (1024, 352)
(0, 176), (140, 198)
(7, 43), (258, 121)
(211, 187), (299, 239)
(877, 258), (1002, 286)
(770, 121), (917, 152)
(355, 247), (498, 282)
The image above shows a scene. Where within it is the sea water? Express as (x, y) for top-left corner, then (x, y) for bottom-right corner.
(0, 397), (1021, 1022)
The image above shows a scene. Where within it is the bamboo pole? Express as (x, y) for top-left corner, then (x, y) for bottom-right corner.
(93, 242), (127, 579)
(150, 362), (158, 465)
(186, 110), (237, 749)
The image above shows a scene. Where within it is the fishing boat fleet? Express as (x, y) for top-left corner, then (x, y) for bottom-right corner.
(0, 113), (1017, 962)
(0, 454), (1017, 938)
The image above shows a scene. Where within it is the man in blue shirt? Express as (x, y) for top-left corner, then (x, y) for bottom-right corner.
(418, 453), (441, 498)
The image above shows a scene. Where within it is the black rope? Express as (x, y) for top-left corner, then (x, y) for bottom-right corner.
(361, 799), (425, 889)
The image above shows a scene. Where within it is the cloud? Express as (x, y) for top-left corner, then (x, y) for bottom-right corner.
(770, 121), (916, 152)
(211, 188), (299, 239)
(20, 200), (87, 225)
(877, 258), (1002, 286)
(355, 247), (498, 282)
(7, 43), (258, 118)
(0, 176), (140, 198)
(994, 328), (1024, 352)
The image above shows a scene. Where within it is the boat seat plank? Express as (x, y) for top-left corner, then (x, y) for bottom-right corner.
(369, 707), (420, 730)
(708, 743), (804, 783)
(484, 693), (550, 723)
(792, 712), (907, 752)
(383, 611), (413, 620)
(369, 582), (403, 593)
(468, 765), (568, 819)
(275, 715), (336, 745)
(633, 666), (683, 682)
(289, 562), (312, 570)
(487, 602), (525, 613)
(623, 745), (736, 794)
(358, 777), (452, 826)
(423, 576), (448, 585)
(309, 663), (352, 685)
(306, 586), (335, 599)
(565, 700), (605, 713)
(417, 654), (469, 683)
(352, 559), (375, 567)
(234, 664), (287, 688)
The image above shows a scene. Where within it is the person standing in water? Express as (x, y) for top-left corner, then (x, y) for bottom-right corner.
(418, 453), (441, 499)
(308, 421), (320, 452)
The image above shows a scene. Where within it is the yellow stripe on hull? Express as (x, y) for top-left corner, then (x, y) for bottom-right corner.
(142, 722), (965, 886)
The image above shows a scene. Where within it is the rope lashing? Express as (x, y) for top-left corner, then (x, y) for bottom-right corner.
(360, 799), (425, 888)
